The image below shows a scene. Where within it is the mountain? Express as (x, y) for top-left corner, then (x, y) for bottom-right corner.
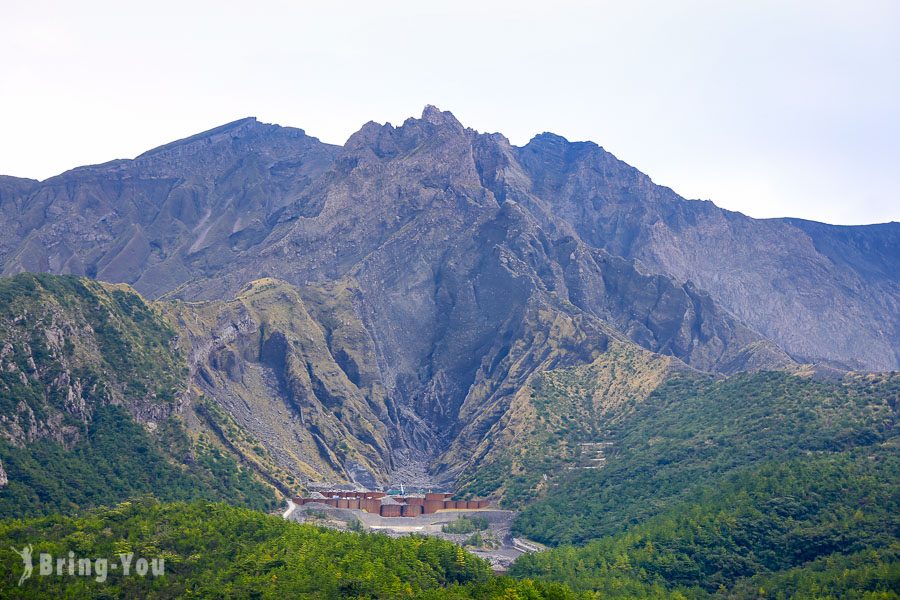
(509, 134), (899, 371)
(0, 107), (896, 494)
(0, 273), (275, 516)
(2, 107), (895, 373)
(508, 370), (899, 596)
(0, 108), (897, 598)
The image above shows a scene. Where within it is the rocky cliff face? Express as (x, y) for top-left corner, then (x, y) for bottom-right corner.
(2, 107), (893, 373)
(511, 133), (898, 370)
(0, 118), (338, 295)
(166, 278), (399, 486)
(0, 274), (186, 450)
(0, 274), (281, 513)
(0, 107), (896, 490)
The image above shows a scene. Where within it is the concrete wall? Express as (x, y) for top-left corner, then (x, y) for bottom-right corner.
(295, 492), (490, 516)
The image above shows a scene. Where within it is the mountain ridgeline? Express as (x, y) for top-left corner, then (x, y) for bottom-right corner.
(0, 107), (897, 598)
(1, 106), (895, 494)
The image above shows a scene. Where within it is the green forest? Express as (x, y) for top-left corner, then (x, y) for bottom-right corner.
(0, 405), (276, 517)
(511, 450), (899, 597)
(515, 371), (898, 545)
(0, 499), (584, 598)
(508, 371), (899, 597)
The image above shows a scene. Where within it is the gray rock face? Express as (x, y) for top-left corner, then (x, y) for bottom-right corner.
(512, 133), (898, 370)
(0, 106), (895, 387)
(0, 118), (339, 295)
(0, 274), (187, 454)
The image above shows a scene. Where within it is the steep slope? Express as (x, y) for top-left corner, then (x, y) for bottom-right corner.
(162, 110), (791, 471)
(448, 341), (684, 505)
(0, 106), (896, 495)
(0, 273), (185, 445)
(0, 273), (275, 515)
(167, 278), (399, 487)
(0, 118), (338, 295)
(513, 371), (898, 545)
(511, 133), (898, 370)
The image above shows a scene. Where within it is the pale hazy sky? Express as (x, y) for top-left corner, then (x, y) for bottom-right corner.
(2, 0), (898, 225)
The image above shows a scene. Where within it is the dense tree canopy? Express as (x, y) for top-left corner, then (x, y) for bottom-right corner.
(0, 499), (584, 598)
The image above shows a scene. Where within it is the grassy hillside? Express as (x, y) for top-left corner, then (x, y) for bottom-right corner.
(0, 273), (275, 517)
(0, 405), (275, 517)
(514, 371), (898, 545)
(454, 341), (677, 506)
(0, 273), (184, 428)
(505, 370), (899, 597)
(0, 499), (584, 598)
(510, 450), (899, 597)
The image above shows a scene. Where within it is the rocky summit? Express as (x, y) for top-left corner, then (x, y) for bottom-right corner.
(0, 106), (897, 492)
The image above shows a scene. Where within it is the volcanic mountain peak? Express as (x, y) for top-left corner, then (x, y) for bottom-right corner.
(342, 109), (471, 164)
(419, 104), (465, 129)
(0, 106), (897, 499)
(0, 106), (896, 377)
(136, 116), (264, 158)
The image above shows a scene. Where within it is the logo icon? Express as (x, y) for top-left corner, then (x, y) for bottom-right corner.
(11, 545), (34, 586)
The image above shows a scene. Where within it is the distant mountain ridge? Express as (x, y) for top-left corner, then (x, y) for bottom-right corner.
(1, 107), (894, 372)
(0, 107), (896, 490)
